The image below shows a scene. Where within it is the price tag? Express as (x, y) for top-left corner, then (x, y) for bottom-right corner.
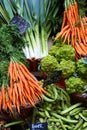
(29, 122), (48, 130)
(10, 13), (30, 34)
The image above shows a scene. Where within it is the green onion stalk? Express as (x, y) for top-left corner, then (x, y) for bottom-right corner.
(0, 0), (60, 59)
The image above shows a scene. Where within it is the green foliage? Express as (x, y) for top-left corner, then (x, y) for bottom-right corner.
(58, 59), (76, 78)
(76, 58), (87, 78)
(40, 55), (59, 74)
(48, 45), (59, 57)
(55, 44), (76, 62)
(0, 23), (27, 86)
(65, 76), (86, 94)
(76, 0), (87, 18)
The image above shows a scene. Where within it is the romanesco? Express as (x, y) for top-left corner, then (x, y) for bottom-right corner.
(76, 58), (87, 78)
(40, 55), (59, 74)
(65, 76), (86, 94)
(48, 45), (59, 57)
(58, 59), (76, 78)
(56, 44), (75, 62)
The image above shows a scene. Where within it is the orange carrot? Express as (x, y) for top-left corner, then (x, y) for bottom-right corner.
(74, 42), (86, 56)
(63, 28), (71, 44)
(55, 25), (69, 40)
(61, 10), (67, 30)
(0, 93), (2, 110)
(6, 100), (13, 114)
(1, 85), (6, 110)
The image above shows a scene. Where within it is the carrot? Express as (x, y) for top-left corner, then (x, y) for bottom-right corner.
(29, 86), (38, 103)
(12, 62), (18, 82)
(0, 93), (2, 110)
(6, 100), (13, 114)
(8, 61), (13, 88)
(24, 90), (35, 106)
(7, 87), (13, 104)
(16, 82), (22, 105)
(69, 4), (76, 26)
(15, 63), (27, 85)
(72, 4), (77, 23)
(80, 27), (86, 45)
(16, 100), (20, 113)
(76, 27), (81, 43)
(79, 43), (87, 55)
(1, 85), (6, 110)
(74, 42), (86, 56)
(55, 25), (69, 40)
(19, 64), (37, 83)
(12, 87), (16, 107)
(71, 28), (75, 47)
(61, 10), (67, 30)
(66, 8), (72, 28)
(63, 28), (71, 44)
(74, 1), (79, 21)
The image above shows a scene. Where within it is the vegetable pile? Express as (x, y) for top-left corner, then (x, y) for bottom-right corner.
(32, 84), (87, 130)
(55, 0), (87, 60)
(40, 43), (87, 94)
(0, 24), (48, 114)
(1, 0), (87, 129)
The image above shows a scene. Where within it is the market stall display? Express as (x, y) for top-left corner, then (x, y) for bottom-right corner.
(0, 0), (87, 130)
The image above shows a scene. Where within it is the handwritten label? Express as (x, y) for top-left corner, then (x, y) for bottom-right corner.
(29, 122), (48, 130)
(10, 13), (30, 34)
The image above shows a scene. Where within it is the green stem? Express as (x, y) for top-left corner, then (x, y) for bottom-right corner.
(32, 107), (37, 124)
(4, 121), (24, 128)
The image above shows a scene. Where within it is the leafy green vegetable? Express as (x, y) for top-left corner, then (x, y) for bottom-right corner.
(40, 54), (59, 74)
(65, 76), (86, 94)
(55, 44), (75, 62)
(48, 45), (59, 57)
(76, 58), (87, 78)
(58, 59), (76, 78)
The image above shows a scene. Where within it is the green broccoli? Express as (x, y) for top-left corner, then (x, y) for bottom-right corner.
(48, 45), (59, 57)
(58, 59), (76, 78)
(76, 58), (87, 78)
(65, 76), (86, 94)
(40, 55), (59, 74)
(56, 44), (75, 62)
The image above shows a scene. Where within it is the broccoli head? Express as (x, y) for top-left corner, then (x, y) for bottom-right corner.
(76, 58), (87, 78)
(58, 59), (76, 78)
(40, 55), (59, 74)
(65, 76), (86, 94)
(48, 45), (59, 57)
(56, 44), (75, 62)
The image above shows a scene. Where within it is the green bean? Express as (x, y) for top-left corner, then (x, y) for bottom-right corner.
(45, 110), (50, 118)
(42, 94), (55, 102)
(83, 122), (87, 128)
(82, 110), (87, 117)
(73, 119), (83, 130)
(69, 107), (85, 116)
(64, 125), (73, 129)
(61, 103), (82, 115)
(51, 84), (58, 100)
(79, 113), (87, 121)
(39, 118), (44, 122)
(59, 119), (67, 130)
(74, 115), (79, 120)
(38, 111), (45, 117)
(48, 118), (59, 122)
(51, 113), (78, 123)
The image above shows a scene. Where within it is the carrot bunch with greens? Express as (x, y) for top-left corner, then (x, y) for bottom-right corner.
(55, 0), (87, 60)
(0, 57), (48, 114)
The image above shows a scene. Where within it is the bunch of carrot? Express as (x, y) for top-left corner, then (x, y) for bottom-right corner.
(0, 58), (48, 113)
(55, 0), (87, 60)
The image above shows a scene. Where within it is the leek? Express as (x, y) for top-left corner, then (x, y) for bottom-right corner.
(0, 0), (60, 59)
